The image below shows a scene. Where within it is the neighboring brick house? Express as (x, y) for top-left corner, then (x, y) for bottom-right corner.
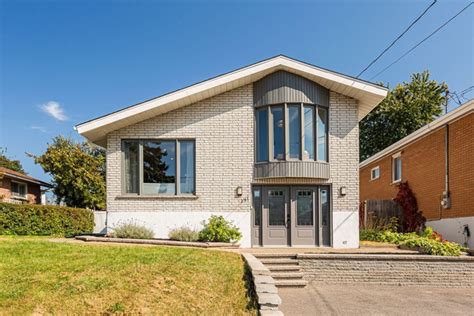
(76, 55), (387, 248)
(0, 167), (52, 204)
(360, 100), (474, 248)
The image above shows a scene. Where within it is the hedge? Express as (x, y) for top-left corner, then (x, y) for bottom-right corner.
(0, 202), (94, 236)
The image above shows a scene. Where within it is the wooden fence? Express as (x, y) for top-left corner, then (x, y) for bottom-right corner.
(360, 199), (402, 229)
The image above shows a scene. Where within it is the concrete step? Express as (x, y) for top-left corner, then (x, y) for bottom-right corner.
(268, 265), (301, 272)
(260, 258), (299, 265)
(271, 272), (305, 279)
(254, 253), (297, 259)
(274, 279), (308, 288)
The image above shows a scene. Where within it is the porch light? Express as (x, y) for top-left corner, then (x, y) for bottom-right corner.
(339, 186), (347, 196)
(236, 186), (243, 197)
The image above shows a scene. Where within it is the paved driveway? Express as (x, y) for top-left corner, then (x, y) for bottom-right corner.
(279, 282), (474, 315)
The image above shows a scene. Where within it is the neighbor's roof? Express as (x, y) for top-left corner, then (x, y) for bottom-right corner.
(360, 99), (474, 169)
(0, 167), (52, 187)
(75, 55), (388, 147)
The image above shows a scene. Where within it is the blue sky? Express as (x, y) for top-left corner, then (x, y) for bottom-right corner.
(1, 0), (473, 182)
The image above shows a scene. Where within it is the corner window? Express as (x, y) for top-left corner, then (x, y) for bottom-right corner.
(122, 139), (195, 195)
(11, 181), (27, 198)
(371, 166), (380, 180)
(256, 103), (328, 163)
(392, 154), (402, 183)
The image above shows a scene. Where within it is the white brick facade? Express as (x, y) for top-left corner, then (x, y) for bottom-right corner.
(105, 85), (360, 248)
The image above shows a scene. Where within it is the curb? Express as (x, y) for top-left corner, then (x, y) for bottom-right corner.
(241, 253), (283, 316)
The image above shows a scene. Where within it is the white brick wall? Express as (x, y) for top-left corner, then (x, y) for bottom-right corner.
(105, 85), (359, 247)
(107, 84), (254, 213)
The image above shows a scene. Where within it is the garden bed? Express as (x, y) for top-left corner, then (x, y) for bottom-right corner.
(75, 235), (240, 248)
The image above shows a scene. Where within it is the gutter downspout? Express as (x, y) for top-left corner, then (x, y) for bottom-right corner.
(441, 93), (451, 215)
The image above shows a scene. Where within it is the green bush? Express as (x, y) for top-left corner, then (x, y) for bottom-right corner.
(168, 226), (200, 242)
(199, 215), (242, 243)
(111, 222), (154, 239)
(0, 202), (93, 236)
(360, 226), (463, 256)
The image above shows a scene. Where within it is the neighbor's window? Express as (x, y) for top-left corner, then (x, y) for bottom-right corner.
(123, 139), (195, 195)
(256, 103), (328, 163)
(371, 166), (380, 180)
(392, 154), (402, 182)
(11, 181), (27, 198)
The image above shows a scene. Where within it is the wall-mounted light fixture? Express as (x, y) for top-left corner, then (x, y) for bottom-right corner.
(236, 186), (243, 197)
(339, 186), (347, 196)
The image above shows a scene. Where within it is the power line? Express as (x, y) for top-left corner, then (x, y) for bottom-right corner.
(370, 2), (473, 81)
(356, 0), (437, 78)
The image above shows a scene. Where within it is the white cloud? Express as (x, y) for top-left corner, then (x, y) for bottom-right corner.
(40, 101), (68, 121)
(30, 125), (47, 133)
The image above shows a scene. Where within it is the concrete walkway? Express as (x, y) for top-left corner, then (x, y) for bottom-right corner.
(279, 282), (474, 315)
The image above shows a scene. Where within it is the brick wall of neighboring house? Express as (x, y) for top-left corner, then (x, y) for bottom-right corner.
(0, 176), (41, 204)
(360, 112), (474, 221)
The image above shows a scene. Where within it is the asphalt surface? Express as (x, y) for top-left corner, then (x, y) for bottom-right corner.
(279, 282), (474, 315)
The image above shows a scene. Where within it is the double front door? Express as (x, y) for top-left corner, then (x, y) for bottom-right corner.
(251, 186), (330, 247)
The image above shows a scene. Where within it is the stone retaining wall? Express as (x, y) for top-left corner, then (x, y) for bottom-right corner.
(298, 254), (474, 287)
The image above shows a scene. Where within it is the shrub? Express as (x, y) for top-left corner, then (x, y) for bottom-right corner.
(168, 226), (200, 242)
(360, 226), (463, 256)
(0, 202), (93, 236)
(394, 182), (425, 232)
(199, 215), (242, 243)
(111, 222), (154, 239)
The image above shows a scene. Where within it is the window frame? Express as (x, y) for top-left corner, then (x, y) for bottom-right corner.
(121, 138), (196, 196)
(254, 102), (329, 164)
(11, 181), (27, 198)
(370, 166), (380, 181)
(392, 153), (402, 183)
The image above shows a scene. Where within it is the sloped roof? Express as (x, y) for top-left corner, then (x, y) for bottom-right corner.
(0, 167), (52, 187)
(76, 55), (388, 147)
(360, 99), (474, 168)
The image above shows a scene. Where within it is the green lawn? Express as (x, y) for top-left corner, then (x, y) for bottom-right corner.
(0, 237), (256, 315)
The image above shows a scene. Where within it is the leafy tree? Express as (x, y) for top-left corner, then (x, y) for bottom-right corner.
(34, 136), (106, 210)
(360, 71), (448, 161)
(0, 148), (25, 173)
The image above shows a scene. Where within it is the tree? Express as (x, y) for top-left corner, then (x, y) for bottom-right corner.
(34, 136), (106, 210)
(0, 147), (25, 173)
(360, 71), (448, 161)
(394, 182), (425, 233)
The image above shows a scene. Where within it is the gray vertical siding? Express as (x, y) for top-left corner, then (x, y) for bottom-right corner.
(254, 161), (330, 179)
(253, 70), (329, 107)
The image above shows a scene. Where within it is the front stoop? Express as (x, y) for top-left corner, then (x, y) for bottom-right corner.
(255, 254), (308, 288)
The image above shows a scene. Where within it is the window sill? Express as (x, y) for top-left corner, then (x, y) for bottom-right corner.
(391, 179), (402, 185)
(116, 194), (199, 200)
(11, 195), (28, 201)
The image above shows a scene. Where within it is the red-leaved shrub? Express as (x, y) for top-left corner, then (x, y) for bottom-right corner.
(393, 182), (425, 232)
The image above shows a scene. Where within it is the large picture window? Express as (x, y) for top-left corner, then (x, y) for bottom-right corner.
(256, 103), (328, 162)
(122, 139), (195, 195)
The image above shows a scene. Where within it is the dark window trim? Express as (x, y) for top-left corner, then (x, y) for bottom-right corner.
(121, 138), (196, 196)
(11, 180), (28, 198)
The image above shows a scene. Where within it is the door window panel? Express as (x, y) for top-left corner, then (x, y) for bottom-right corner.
(321, 188), (329, 226)
(268, 190), (285, 226)
(296, 190), (313, 226)
(253, 188), (262, 226)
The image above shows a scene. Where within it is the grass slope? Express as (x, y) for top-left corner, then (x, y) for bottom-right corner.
(0, 237), (255, 315)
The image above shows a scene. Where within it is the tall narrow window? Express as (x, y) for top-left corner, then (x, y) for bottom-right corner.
(320, 187), (329, 227)
(256, 108), (268, 161)
(393, 155), (402, 182)
(303, 105), (315, 160)
(272, 106), (284, 160)
(253, 188), (262, 226)
(123, 141), (139, 193)
(143, 141), (176, 195)
(317, 107), (328, 161)
(179, 141), (195, 194)
(288, 105), (301, 159)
